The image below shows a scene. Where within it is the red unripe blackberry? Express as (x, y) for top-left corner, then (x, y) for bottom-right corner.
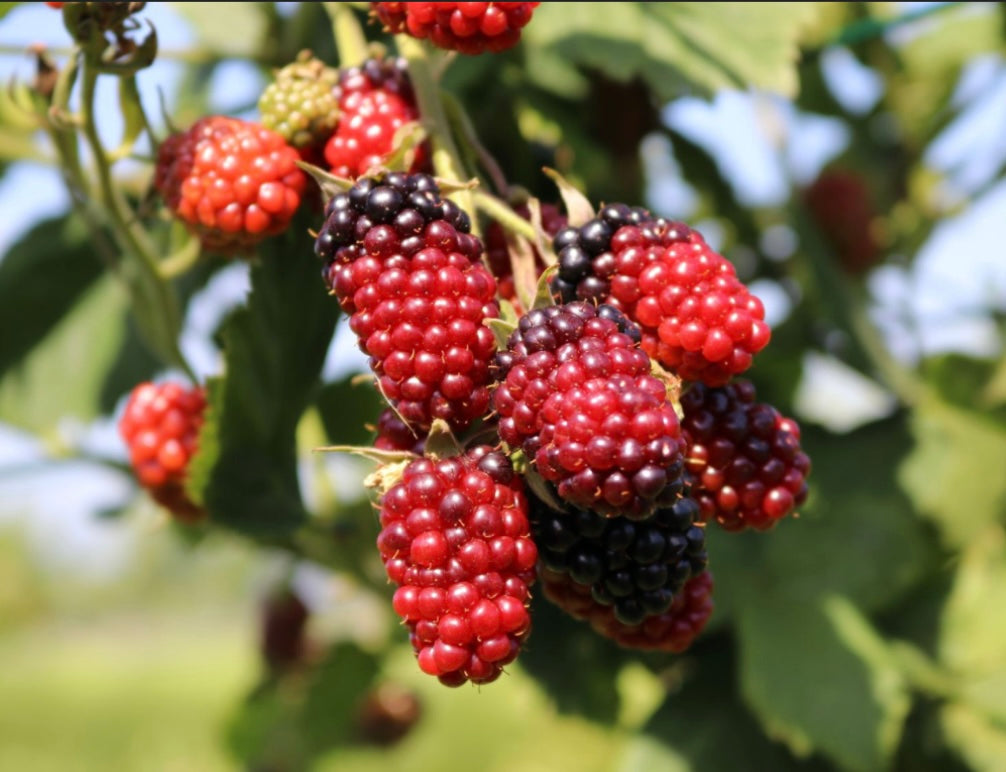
(541, 567), (713, 653)
(324, 57), (429, 179)
(552, 204), (770, 386)
(355, 684), (423, 746)
(317, 174), (494, 433)
(803, 169), (881, 276)
(493, 302), (685, 519)
(372, 2), (540, 55)
(377, 447), (537, 686)
(485, 202), (566, 309)
(680, 380), (810, 531)
(118, 381), (206, 522)
(154, 116), (306, 255)
(530, 492), (707, 626)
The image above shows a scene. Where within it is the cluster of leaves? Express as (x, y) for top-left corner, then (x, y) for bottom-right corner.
(1, 2), (1004, 770)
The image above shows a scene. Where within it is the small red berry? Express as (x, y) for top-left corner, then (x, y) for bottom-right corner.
(119, 381), (207, 522)
(155, 116), (306, 255)
(372, 2), (540, 55)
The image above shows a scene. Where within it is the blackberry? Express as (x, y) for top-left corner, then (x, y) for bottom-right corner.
(530, 492), (707, 625)
(493, 302), (684, 519)
(372, 2), (540, 56)
(324, 56), (429, 178)
(680, 380), (810, 531)
(314, 172), (479, 271)
(541, 568), (714, 653)
(377, 447), (538, 686)
(374, 408), (427, 454)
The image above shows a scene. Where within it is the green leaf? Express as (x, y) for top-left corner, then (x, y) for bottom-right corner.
(899, 400), (1006, 547)
(171, 1), (268, 58)
(316, 375), (387, 448)
(706, 417), (938, 623)
(523, 2), (816, 100)
(518, 591), (625, 723)
(0, 215), (105, 380)
(939, 526), (1006, 724)
(920, 353), (1006, 427)
(0, 276), (126, 432)
(187, 223), (339, 536)
(621, 638), (825, 772)
(941, 702), (1006, 772)
(738, 595), (911, 771)
(302, 642), (380, 755)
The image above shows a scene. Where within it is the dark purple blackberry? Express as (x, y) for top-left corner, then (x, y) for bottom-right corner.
(550, 204), (692, 304)
(530, 492), (707, 626)
(314, 172), (479, 265)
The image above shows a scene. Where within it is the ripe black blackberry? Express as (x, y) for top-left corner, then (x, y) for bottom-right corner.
(530, 493), (707, 625)
(314, 172), (480, 274)
(550, 204), (691, 303)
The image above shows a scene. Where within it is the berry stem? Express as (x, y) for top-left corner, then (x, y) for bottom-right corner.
(78, 58), (195, 382)
(395, 35), (476, 223)
(325, 2), (369, 68)
(441, 91), (508, 195)
(472, 191), (537, 242)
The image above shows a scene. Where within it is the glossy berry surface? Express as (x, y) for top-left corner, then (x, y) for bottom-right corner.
(118, 381), (206, 522)
(259, 53), (339, 150)
(377, 447), (538, 686)
(531, 493), (707, 626)
(155, 116), (306, 254)
(541, 567), (713, 652)
(317, 174), (495, 434)
(552, 204), (770, 386)
(373, 2), (540, 55)
(324, 57), (427, 178)
(485, 202), (566, 310)
(374, 408), (427, 454)
(681, 380), (810, 531)
(493, 302), (685, 519)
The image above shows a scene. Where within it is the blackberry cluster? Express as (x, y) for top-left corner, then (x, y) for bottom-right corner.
(374, 408), (427, 454)
(118, 381), (206, 523)
(681, 381), (810, 531)
(154, 116), (306, 254)
(377, 447), (537, 685)
(531, 493), (707, 626)
(493, 302), (684, 519)
(324, 56), (428, 178)
(372, 2), (540, 55)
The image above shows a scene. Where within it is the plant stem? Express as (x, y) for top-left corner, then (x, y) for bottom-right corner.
(473, 190), (537, 241)
(79, 59), (195, 382)
(442, 90), (508, 194)
(395, 35), (476, 219)
(325, 2), (369, 67)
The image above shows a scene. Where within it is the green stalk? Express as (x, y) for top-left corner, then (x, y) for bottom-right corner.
(395, 35), (476, 219)
(473, 190), (537, 241)
(442, 90), (508, 194)
(325, 2), (369, 67)
(79, 59), (195, 382)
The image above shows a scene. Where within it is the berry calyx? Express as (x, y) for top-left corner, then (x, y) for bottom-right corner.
(372, 2), (540, 56)
(485, 201), (566, 310)
(259, 52), (339, 150)
(377, 447), (537, 686)
(324, 57), (428, 179)
(680, 380), (810, 531)
(493, 302), (685, 519)
(154, 116), (306, 255)
(118, 381), (206, 522)
(531, 493), (707, 626)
